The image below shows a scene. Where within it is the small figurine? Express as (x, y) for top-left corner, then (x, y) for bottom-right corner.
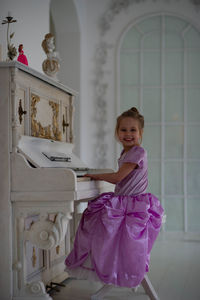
(17, 44), (28, 65)
(41, 33), (60, 78)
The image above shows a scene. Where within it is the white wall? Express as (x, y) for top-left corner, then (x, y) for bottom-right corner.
(74, 0), (116, 168)
(0, 0), (50, 73)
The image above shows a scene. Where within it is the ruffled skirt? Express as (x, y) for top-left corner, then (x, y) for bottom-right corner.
(65, 192), (164, 288)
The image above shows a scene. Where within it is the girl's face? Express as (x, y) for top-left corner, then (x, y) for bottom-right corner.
(117, 117), (142, 151)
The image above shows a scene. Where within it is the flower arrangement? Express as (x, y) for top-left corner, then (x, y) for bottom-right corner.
(2, 14), (17, 61)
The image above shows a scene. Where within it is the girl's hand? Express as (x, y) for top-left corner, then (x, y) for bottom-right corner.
(84, 174), (99, 180)
(83, 162), (136, 184)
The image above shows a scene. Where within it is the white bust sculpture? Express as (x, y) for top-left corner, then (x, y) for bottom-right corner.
(41, 33), (60, 78)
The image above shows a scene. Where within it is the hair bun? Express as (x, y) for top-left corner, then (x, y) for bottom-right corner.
(130, 107), (139, 114)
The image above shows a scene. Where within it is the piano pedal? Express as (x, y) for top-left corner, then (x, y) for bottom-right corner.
(51, 281), (66, 287)
(46, 285), (59, 293)
(46, 281), (65, 294)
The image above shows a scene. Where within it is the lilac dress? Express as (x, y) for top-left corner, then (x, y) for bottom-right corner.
(65, 146), (164, 288)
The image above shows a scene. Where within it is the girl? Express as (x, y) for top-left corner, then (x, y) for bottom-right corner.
(65, 107), (164, 299)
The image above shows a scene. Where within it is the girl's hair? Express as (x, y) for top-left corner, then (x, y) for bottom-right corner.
(115, 107), (144, 139)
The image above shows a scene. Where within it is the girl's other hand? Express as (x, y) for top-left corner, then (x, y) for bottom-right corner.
(84, 174), (99, 180)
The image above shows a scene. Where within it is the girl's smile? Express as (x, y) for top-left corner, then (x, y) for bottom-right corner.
(117, 117), (142, 151)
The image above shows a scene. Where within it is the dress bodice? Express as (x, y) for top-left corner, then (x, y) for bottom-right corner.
(114, 146), (148, 196)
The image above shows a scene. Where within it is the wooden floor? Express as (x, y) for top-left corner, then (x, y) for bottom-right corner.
(51, 232), (200, 300)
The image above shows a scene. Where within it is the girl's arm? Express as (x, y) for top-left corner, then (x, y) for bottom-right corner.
(84, 162), (137, 184)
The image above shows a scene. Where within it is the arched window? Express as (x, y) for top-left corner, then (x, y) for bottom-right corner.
(119, 14), (200, 232)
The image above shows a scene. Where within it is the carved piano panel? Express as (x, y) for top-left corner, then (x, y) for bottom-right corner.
(25, 215), (47, 282)
(24, 213), (71, 284)
(48, 213), (71, 280)
(31, 93), (62, 141)
(14, 67), (74, 143)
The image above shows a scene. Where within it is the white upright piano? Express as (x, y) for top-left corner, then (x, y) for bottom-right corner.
(0, 62), (114, 300)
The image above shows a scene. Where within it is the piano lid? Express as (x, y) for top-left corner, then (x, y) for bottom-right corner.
(17, 135), (88, 169)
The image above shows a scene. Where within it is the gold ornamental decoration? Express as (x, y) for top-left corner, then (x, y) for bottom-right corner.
(49, 100), (62, 141)
(31, 94), (62, 141)
(56, 245), (60, 255)
(31, 246), (37, 268)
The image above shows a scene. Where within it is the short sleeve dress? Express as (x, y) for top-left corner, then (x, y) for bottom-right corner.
(65, 146), (164, 288)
